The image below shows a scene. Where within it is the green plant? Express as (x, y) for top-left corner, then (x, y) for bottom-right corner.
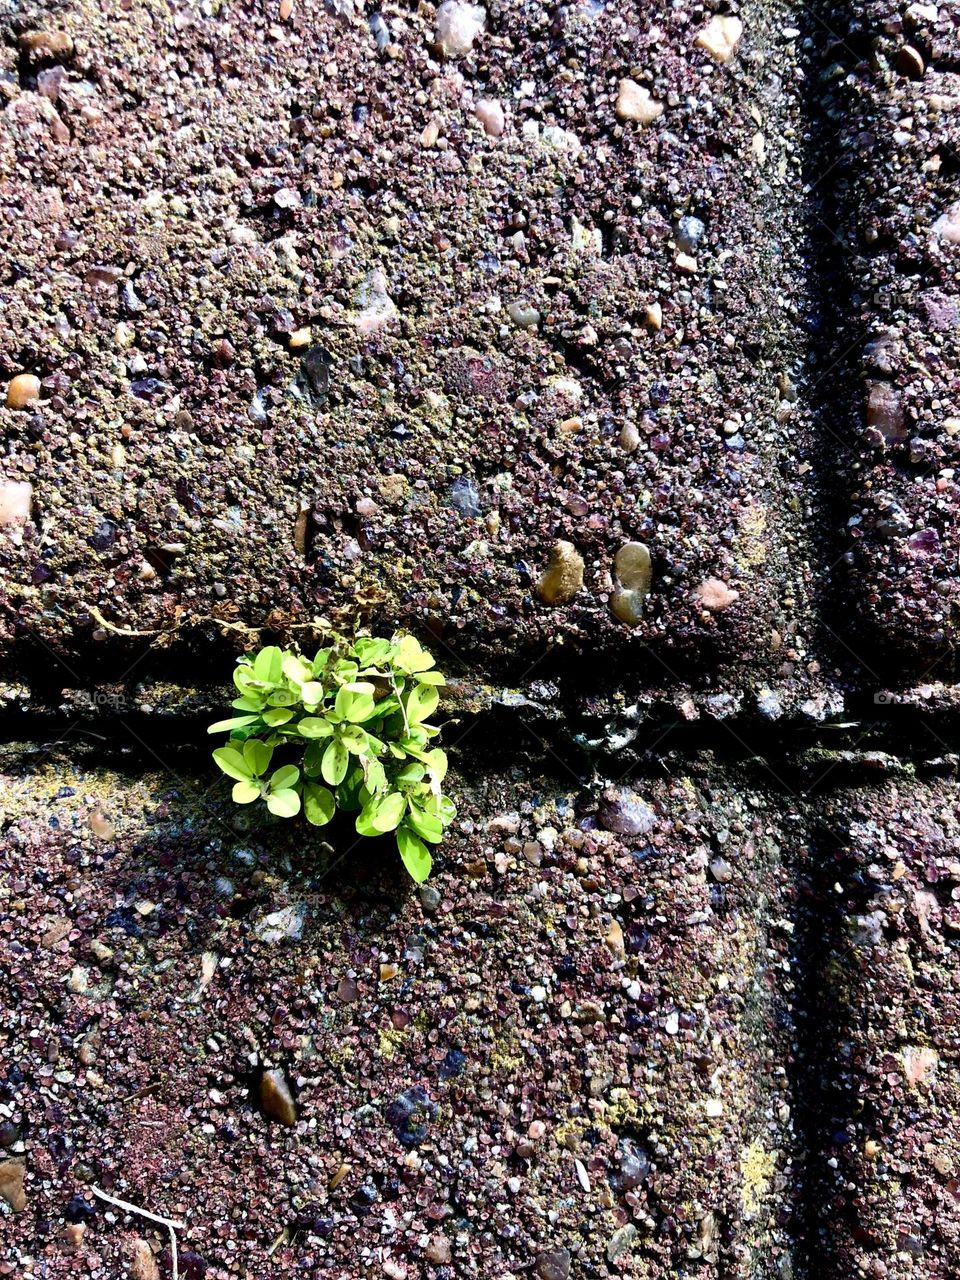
(207, 633), (455, 882)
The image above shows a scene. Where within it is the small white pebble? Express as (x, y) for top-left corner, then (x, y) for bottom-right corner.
(696, 15), (744, 63)
(475, 98), (505, 137)
(615, 78), (663, 125)
(434, 1), (485, 58)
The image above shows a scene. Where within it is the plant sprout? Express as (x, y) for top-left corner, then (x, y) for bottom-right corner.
(208, 633), (455, 882)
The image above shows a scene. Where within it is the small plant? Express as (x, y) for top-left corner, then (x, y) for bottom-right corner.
(207, 633), (455, 882)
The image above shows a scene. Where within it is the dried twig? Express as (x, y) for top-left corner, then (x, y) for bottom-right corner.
(89, 1184), (184, 1280)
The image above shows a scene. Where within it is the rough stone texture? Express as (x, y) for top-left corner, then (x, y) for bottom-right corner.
(0, 750), (795, 1277)
(4, 0), (960, 1277)
(0, 0), (819, 700)
(821, 3), (960, 677)
(796, 779), (960, 1278)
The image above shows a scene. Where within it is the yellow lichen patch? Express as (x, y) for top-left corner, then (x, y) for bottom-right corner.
(378, 1027), (406, 1061)
(737, 504), (768, 567)
(740, 1140), (776, 1214)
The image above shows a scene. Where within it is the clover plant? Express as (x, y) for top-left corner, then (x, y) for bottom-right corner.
(208, 633), (455, 882)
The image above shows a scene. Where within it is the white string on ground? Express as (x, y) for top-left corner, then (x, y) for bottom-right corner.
(89, 1185), (184, 1280)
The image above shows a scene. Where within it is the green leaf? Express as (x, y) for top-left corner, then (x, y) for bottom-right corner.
(355, 803), (381, 838)
(297, 717), (334, 739)
(336, 767), (365, 811)
(395, 634), (435, 674)
(406, 683), (439, 724)
(363, 758), (387, 793)
(311, 648), (332, 676)
(213, 747), (254, 782)
(321, 739), (349, 786)
(253, 645), (284, 683)
(263, 707), (294, 726)
(282, 653), (311, 685)
(232, 780), (261, 804)
(207, 714), (259, 735)
(335, 683), (377, 723)
(300, 681), (325, 705)
(270, 764), (300, 792)
(340, 725), (370, 755)
(267, 689), (298, 707)
(266, 788), (301, 818)
(354, 637), (392, 665)
(437, 794), (456, 825)
(303, 783), (336, 827)
(233, 665), (256, 694)
(424, 748), (449, 784)
(415, 669), (446, 686)
(397, 826), (432, 882)
(243, 739), (274, 777)
(372, 791), (406, 833)
(407, 803), (444, 843)
(396, 763), (426, 784)
(232, 695), (267, 712)
(303, 742), (325, 776)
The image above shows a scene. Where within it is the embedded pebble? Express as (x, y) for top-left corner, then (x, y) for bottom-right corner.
(696, 15), (743, 62)
(425, 1236), (452, 1265)
(676, 215), (706, 254)
(615, 79), (663, 125)
(931, 202), (960, 244)
(0, 1159), (26, 1213)
(0, 481), (33, 529)
(897, 44), (925, 79)
(619, 423), (640, 452)
(260, 1068), (297, 1125)
(537, 541), (584, 606)
(534, 1248), (571, 1280)
(130, 1240), (160, 1280)
(254, 903), (307, 944)
(607, 1224), (637, 1263)
(507, 301), (541, 329)
(598, 787), (656, 837)
(610, 541), (652, 627)
(474, 98), (505, 137)
(695, 578), (740, 612)
(866, 383), (906, 440)
(6, 374), (41, 409)
(434, 1), (485, 58)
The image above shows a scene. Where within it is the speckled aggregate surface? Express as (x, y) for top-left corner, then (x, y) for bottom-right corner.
(3, 0), (960, 1277)
(0, 0), (821, 694)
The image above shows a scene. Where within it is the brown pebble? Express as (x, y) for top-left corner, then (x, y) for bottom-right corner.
(380, 963), (399, 981)
(6, 374), (41, 410)
(129, 1239), (160, 1280)
(89, 811), (115, 840)
(328, 1161), (350, 1190)
(0, 1159), (26, 1213)
(62, 1222), (86, 1251)
(604, 920), (625, 959)
(522, 840), (543, 866)
(337, 975), (359, 1002)
(537, 540), (584, 606)
(425, 1235), (452, 1265)
(260, 1067), (297, 1125)
(20, 29), (74, 57)
(279, 0), (294, 18)
(897, 44), (925, 79)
